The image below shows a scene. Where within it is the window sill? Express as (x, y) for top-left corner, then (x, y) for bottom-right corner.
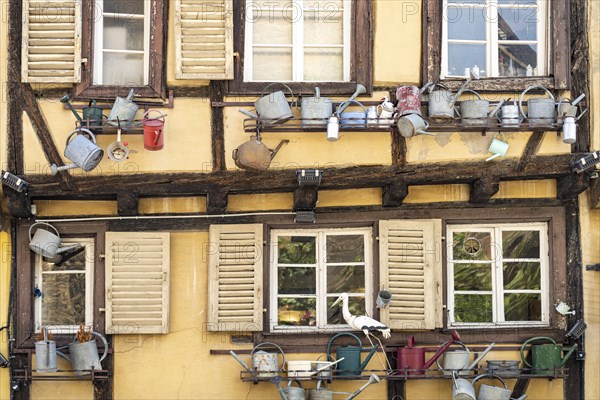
(73, 85), (165, 102)
(438, 76), (556, 92)
(226, 81), (372, 97)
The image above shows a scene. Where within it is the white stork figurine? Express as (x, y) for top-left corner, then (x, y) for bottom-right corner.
(331, 293), (391, 339)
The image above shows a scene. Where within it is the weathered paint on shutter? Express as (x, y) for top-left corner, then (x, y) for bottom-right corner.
(208, 224), (263, 332)
(105, 232), (170, 335)
(22, 0), (82, 83)
(175, 0), (234, 80)
(379, 220), (443, 330)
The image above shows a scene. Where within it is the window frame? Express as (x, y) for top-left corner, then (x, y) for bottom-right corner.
(269, 227), (374, 333)
(15, 222), (108, 349)
(422, 0), (570, 91)
(227, 0), (373, 96)
(74, 0), (167, 100)
(34, 238), (96, 335)
(446, 222), (550, 328)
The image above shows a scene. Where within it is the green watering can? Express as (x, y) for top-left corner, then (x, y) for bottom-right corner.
(326, 333), (378, 376)
(520, 337), (577, 375)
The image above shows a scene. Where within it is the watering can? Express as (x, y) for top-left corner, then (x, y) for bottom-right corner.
(309, 381), (333, 400)
(239, 83), (295, 124)
(325, 332), (378, 376)
(397, 331), (461, 376)
(58, 331), (108, 375)
(60, 95), (105, 133)
(473, 374), (512, 400)
(437, 342), (471, 376)
(232, 135), (289, 172)
(336, 100), (367, 128)
(519, 86), (556, 126)
(460, 90), (505, 127)
(251, 342), (286, 378)
(282, 380), (306, 400)
(107, 89), (139, 126)
(427, 67), (480, 119)
(301, 87), (332, 127)
(520, 337), (576, 375)
(556, 94), (587, 125)
(396, 85), (427, 117)
(29, 222), (81, 259)
(142, 110), (166, 151)
(50, 128), (104, 175)
(452, 372), (476, 400)
(35, 327), (57, 372)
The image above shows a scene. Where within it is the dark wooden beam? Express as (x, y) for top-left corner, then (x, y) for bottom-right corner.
(293, 186), (319, 211)
(7, 0), (24, 175)
(206, 189), (228, 214)
(517, 131), (544, 171)
(391, 128), (407, 167)
(5, 191), (33, 219)
(117, 192), (139, 216)
(470, 177), (500, 204)
(22, 155), (579, 199)
(382, 179), (408, 207)
(387, 379), (405, 400)
(21, 84), (76, 191)
(93, 337), (113, 400)
(589, 177), (600, 209)
(557, 173), (590, 201)
(571, 0), (590, 153)
(210, 81), (226, 172)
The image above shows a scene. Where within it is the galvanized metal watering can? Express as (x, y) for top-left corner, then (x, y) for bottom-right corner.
(239, 83), (296, 124)
(108, 89), (139, 126)
(336, 100), (367, 128)
(250, 342), (286, 377)
(50, 128), (104, 175)
(427, 67), (480, 119)
(300, 87), (332, 127)
(29, 222), (80, 259)
(35, 327), (57, 372)
(58, 331), (108, 375)
(473, 374), (512, 400)
(326, 333), (378, 376)
(520, 337), (576, 375)
(519, 86), (556, 126)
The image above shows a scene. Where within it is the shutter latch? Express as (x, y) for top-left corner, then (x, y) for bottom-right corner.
(233, 52), (240, 62)
(81, 58), (89, 70)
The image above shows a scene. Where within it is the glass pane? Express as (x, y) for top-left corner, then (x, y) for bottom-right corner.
(502, 230), (540, 258)
(452, 231), (492, 260)
(327, 265), (365, 293)
(447, 0), (486, 4)
(447, 44), (487, 77)
(103, 0), (144, 15)
(278, 297), (316, 326)
(303, 0), (344, 11)
(327, 296), (365, 325)
(498, 7), (538, 41)
(42, 273), (86, 325)
(304, 11), (343, 45)
(326, 235), (364, 263)
(504, 293), (542, 321)
(447, 6), (486, 40)
(277, 236), (316, 264)
(499, 0), (537, 4)
(253, 48), (293, 81)
(104, 16), (144, 51)
(304, 48), (343, 81)
(103, 53), (144, 86)
(42, 249), (86, 272)
(253, 14), (292, 45)
(454, 263), (492, 290)
(454, 294), (493, 323)
(498, 44), (538, 77)
(503, 262), (541, 290)
(278, 267), (316, 294)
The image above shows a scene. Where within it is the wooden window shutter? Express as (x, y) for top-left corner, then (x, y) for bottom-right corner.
(105, 232), (170, 334)
(175, 0), (234, 80)
(208, 224), (263, 332)
(379, 220), (443, 331)
(21, 0), (82, 83)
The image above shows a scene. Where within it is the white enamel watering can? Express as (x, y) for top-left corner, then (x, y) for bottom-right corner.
(29, 222), (81, 258)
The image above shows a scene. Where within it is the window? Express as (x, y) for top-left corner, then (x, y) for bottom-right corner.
(34, 239), (95, 334)
(93, 0), (150, 86)
(447, 223), (549, 327)
(442, 0), (547, 78)
(75, 0), (166, 98)
(244, 0), (351, 82)
(270, 228), (373, 331)
(228, 0), (372, 94)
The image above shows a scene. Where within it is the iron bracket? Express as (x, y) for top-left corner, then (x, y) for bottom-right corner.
(585, 264), (600, 271)
(576, 350), (586, 361)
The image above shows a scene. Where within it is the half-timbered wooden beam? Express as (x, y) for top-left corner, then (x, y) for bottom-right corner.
(210, 81), (226, 172)
(293, 186), (319, 211)
(117, 192), (139, 216)
(7, 0), (23, 175)
(557, 173), (590, 201)
(517, 131), (544, 171)
(571, 0), (591, 154)
(382, 179), (408, 207)
(469, 177), (500, 203)
(590, 177), (600, 209)
(207, 189), (229, 214)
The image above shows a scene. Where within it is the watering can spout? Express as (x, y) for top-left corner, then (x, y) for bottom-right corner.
(422, 330), (461, 369)
(359, 344), (379, 371)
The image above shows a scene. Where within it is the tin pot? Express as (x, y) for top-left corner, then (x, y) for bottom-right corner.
(51, 128), (103, 175)
(301, 87), (332, 127)
(427, 83), (459, 119)
(283, 380), (306, 400)
(452, 373), (476, 400)
(58, 331), (108, 375)
(35, 327), (56, 372)
(143, 110), (166, 151)
(396, 85), (423, 117)
(325, 333), (377, 376)
(499, 103), (521, 127)
(519, 86), (556, 126)
(232, 136), (289, 172)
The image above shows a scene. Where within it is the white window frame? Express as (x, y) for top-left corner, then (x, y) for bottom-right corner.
(441, 0), (548, 78)
(269, 228), (373, 332)
(447, 222), (550, 328)
(93, 0), (150, 85)
(244, 0), (352, 82)
(34, 238), (95, 334)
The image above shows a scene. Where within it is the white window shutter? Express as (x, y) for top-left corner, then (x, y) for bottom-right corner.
(21, 0), (82, 83)
(175, 0), (234, 80)
(379, 220), (443, 330)
(208, 224), (263, 332)
(105, 232), (170, 335)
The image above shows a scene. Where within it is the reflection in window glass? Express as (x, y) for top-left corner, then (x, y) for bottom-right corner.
(454, 294), (493, 323)
(504, 293), (542, 321)
(447, 44), (487, 77)
(454, 264), (492, 291)
(447, 6), (486, 40)
(503, 262), (541, 290)
(278, 236), (316, 264)
(278, 297), (317, 326)
(452, 231), (492, 260)
(502, 231), (540, 258)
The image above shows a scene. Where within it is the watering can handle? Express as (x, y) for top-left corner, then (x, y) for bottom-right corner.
(472, 374), (507, 388)
(65, 128), (96, 145)
(92, 331), (108, 364)
(519, 86), (555, 119)
(325, 332), (362, 364)
(29, 222), (60, 241)
(336, 100), (367, 117)
(250, 342), (286, 372)
(435, 341), (469, 372)
(143, 109), (165, 122)
(520, 336), (556, 368)
(261, 83), (295, 107)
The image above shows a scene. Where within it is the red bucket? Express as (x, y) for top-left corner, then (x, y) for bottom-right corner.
(143, 110), (165, 151)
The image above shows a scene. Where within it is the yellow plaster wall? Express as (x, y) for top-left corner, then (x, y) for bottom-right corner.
(318, 188), (382, 207)
(492, 180), (557, 199)
(228, 193), (293, 211)
(34, 200), (117, 217)
(404, 184), (470, 203)
(139, 197), (207, 214)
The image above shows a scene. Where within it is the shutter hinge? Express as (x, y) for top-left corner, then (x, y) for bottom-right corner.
(81, 58), (88, 69)
(99, 308), (106, 313)
(99, 253), (105, 259)
(376, 236), (379, 241)
(233, 52), (240, 61)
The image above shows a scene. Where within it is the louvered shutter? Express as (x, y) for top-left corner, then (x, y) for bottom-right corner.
(379, 220), (443, 330)
(21, 0), (82, 83)
(105, 232), (170, 334)
(175, 0), (234, 80)
(208, 224), (263, 332)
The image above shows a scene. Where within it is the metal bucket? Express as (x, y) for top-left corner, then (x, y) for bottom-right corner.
(252, 342), (285, 378)
(486, 360), (520, 377)
(396, 85), (422, 116)
(35, 340), (57, 372)
(301, 87), (332, 127)
(474, 375), (511, 400)
(453, 374), (476, 400)
(519, 86), (556, 126)
(143, 110), (166, 151)
(63, 128), (104, 172)
(67, 333), (108, 375)
(314, 354), (334, 380)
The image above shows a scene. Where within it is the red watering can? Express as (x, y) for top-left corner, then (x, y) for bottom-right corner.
(143, 110), (166, 151)
(397, 330), (461, 375)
